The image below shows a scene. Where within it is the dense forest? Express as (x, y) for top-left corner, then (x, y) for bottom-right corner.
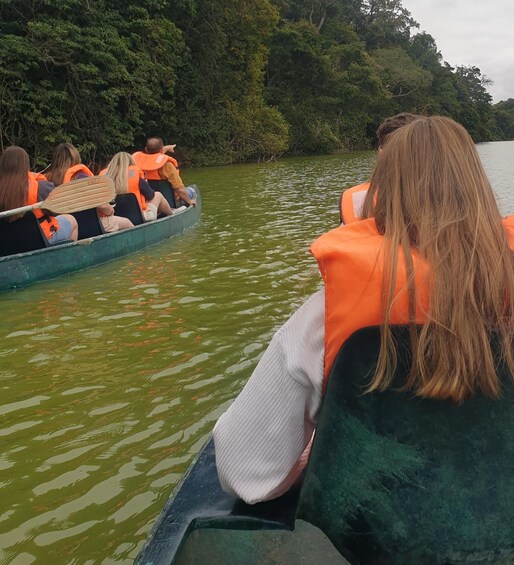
(0, 0), (513, 167)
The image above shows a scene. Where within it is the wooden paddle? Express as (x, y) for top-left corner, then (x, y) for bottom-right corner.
(0, 176), (115, 219)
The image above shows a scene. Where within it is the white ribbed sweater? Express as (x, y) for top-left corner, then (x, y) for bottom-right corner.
(213, 290), (325, 504)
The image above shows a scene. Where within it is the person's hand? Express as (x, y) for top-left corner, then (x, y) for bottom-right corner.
(97, 203), (114, 216)
(163, 144), (176, 154)
(189, 199), (197, 207)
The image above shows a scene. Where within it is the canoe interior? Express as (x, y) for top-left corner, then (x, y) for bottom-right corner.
(136, 437), (347, 564)
(137, 325), (514, 564)
(174, 521), (347, 565)
(0, 187), (201, 291)
(134, 438), (308, 565)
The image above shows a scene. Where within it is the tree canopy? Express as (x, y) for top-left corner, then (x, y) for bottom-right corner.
(0, 0), (511, 167)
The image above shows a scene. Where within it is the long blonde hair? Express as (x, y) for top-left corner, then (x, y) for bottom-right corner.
(46, 143), (81, 186)
(362, 116), (514, 403)
(105, 152), (134, 195)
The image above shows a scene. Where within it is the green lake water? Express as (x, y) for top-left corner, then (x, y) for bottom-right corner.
(0, 144), (513, 564)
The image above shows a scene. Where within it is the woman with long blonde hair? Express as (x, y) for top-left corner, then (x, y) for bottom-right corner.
(103, 152), (173, 221)
(213, 116), (514, 506)
(360, 116), (514, 401)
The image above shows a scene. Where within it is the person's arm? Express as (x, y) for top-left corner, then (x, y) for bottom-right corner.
(139, 178), (155, 201)
(96, 203), (114, 216)
(160, 163), (196, 206)
(213, 290), (325, 504)
(36, 180), (55, 201)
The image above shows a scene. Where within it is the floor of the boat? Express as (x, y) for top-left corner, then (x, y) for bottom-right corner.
(174, 520), (350, 564)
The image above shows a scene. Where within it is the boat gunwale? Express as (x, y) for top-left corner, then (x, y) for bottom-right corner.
(0, 204), (193, 263)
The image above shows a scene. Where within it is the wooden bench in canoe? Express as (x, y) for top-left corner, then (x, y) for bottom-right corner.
(0, 186), (201, 291)
(136, 326), (514, 564)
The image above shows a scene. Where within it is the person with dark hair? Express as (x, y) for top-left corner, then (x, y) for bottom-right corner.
(45, 143), (94, 187)
(132, 137), (196, 207)
(0, 146), (78, 244)
(339, 113), (419, 224)
(375, 112), (420, 147)
(213, 116), (514, 507)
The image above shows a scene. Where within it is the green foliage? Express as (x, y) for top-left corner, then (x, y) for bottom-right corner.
(0, 0), (183, 166)
(169, 0), (284, 165)
(0, 0), (508, 167)
(452, 66), (494, 140)
(359, 0), (419, 49)
(371, 47), (432, 109)
(265, 19), (387, 153)
(492, 100), (514, 140)
(227, 99), (290, 161)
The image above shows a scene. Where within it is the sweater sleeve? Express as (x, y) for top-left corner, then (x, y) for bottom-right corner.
(213, 289), (325, 504)
(159, 162), (184, 189)
(138, 178), (155, 200)
(36, 180), (55, 201)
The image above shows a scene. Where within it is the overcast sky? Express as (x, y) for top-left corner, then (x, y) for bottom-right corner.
(401, 0), (514, 102)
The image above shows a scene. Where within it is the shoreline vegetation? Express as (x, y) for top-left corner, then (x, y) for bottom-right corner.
(1, 0), (513, 170)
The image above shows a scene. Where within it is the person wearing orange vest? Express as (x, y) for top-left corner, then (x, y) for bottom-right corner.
(338, 181), (370, 224)
(0, 146), (78, 244)
(213, 116), (514, 504)
(340, 113), (419, 224)
(47, 143), (132, 233)
(133, 137), (196, 207)
(101, 152), (174, 221)
(46, 143), (95, 186)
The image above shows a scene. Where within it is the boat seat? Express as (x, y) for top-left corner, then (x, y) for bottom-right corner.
(136, 325), (514, 565)
(0, 212), (49, 256)
(148, 179), (177, 208)
(295, 327), (514, 563)
(114, 193), (144, 226)
(72, 208), (105, 239)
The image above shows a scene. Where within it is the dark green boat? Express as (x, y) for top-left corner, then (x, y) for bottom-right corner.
(135, 326), (514, 564)
(0, 187), (201, 291)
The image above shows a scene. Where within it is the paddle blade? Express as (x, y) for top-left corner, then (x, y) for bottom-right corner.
(42, 176), (115, 215)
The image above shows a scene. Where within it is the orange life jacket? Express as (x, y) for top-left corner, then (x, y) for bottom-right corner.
(63, 164), (94, 184)
(100, 165), (147, 212)
(26, 172), (59, 239)
(339, 182), (370, 224)
(310, 216), (514, 384)
(132, 151), (180, 180)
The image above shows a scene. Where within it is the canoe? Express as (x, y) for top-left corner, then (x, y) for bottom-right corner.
(134, 437), (348, 565)
(0, 187), (201, 291)
(135, 336), (360, 565)
(135, 325), (514, 565)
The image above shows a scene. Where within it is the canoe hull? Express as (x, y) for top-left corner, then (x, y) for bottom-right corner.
(0, 189), (201, 291)
(135, 438), (346, 565)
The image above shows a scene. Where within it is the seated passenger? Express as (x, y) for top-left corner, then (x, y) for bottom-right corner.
(47, 143), (133, 233)
(0, 146), (78, 244)
(102, 152), (173, 221)
(46, 142), (94, 185)
(340, 112), (419, 224)
(213, 116), (514, 505)
(133, 137), (196, 207)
